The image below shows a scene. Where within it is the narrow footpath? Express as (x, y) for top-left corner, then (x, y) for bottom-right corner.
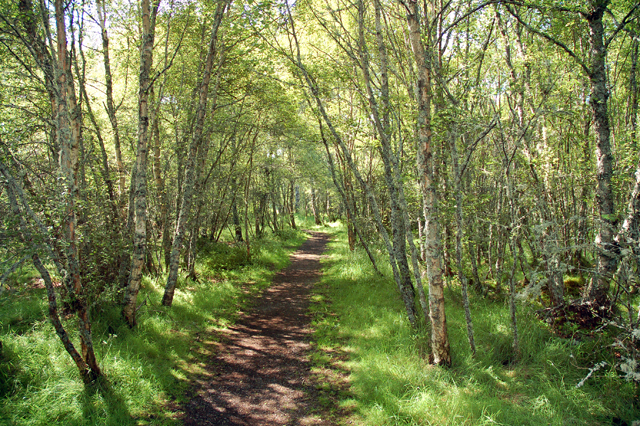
(182, 231), (332, 425)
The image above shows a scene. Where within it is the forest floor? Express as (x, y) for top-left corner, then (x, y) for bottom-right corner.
(178, 231), (337, 426)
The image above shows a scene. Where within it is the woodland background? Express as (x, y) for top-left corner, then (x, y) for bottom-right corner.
(1, 0), (640, 424)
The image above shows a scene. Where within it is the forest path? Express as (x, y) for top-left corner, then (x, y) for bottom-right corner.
(181, 231), (333, 425)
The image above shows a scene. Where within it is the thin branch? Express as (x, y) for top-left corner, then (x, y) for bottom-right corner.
(503, 3), (590, 75)
(459, 118), (497, 178)
(605, 2), (640, 48)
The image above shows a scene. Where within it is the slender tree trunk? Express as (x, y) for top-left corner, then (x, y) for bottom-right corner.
(286, 1), (414, 324)
(310, 183), (322, 225)
(321, 126), (382, 276)
(358, 0), (417, 325)
(496, 7), (564, 306)
(12, 0), (101, 381)
(54, 0), (101, 379)
(508, 237), (520, 358)
(344, 170), (356, 251)
(417, 215), (425, 261)
(151, 88), (169, 272)
(78, 72), (118, 222)
(96, 0), (125, 195)
(163, 1), (228, 306)
(122, 0), (159, 327)
(271, 176), (279, 232)
(1, 161), (98, 383)
(450, 133), (475, 355)
(244, 141), (256, 262)
(406, 0), (450, 365)
(3, 181), (90, 378)
(584, 3), (616, 305)
(469, 239), (483, 294)
(289, 180), (297, 229)
(631, 36), (639, 148)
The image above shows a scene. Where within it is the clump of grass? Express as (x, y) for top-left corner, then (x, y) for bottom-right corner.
(311, 228), (639, 425)
(0, 228), (308, 425)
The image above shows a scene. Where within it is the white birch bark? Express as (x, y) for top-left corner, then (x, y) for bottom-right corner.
(405, 0), (451, 365)
(123, 0), (159, 326)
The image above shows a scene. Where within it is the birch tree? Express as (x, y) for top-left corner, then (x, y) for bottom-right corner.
(162, 0), (229, 306)
(1, 0), (102, 381)
(122, 0), (160, 327)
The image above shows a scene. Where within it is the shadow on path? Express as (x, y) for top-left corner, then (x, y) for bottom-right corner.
(182, 231), (331, 426)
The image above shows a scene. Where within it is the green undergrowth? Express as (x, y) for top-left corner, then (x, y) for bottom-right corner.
(310, 227), (639, 426)
(0, 226), (309, 426)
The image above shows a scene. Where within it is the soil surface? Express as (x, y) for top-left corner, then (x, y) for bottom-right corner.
(181, 231), (333, 426)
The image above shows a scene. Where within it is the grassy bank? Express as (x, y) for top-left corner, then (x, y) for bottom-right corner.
(310, 226), (639, 425)
(0, 226), (311, 426)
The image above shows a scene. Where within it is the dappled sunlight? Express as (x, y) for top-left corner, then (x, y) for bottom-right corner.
(180, 231), (331, 425)
(0, 230), (310, 425)
(310, 228), (639, 425)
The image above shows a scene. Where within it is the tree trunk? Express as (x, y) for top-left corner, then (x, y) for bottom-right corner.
(358, 0), (417, 326)
(289, 180), (297, 230)
(450, 133), (476, 355)
(584, 3), (617, 305)
(344, 170), (356, 251)
(631, 36), (639, 148)
(285, 0), (415, 325)
(96, 0), (125, 195)
(163, 1), (227, 306)
(1, 161), (98, 383)
(122, 0), (159, 327)
(54, 0), (101, 379)
(232, 193), (244, 241)
(9, 0), (101, 380)
(406, 0), (451, 365)
(321, 125), (382, 276)
(310, 183), (322, 225)
(495, 7), (565, 306)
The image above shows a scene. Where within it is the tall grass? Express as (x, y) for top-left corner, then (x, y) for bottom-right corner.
(0, 227), (308, 425)
(311, 227), (639, 425)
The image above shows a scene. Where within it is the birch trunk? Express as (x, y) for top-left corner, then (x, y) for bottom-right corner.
(321, 126), (382, 276)
(358, 0), (417, 325)
(495, 8), (564, 306)
(1, 160), (98, 383)
(163, 1), (228, 306)
(286, 0), (415, 325)
(405, 0), (450, 365)
(289, 180), (297, 230)
(122, 0), (159, 326)
(310, 183), (322, 225)
(450, 134), (475, 355)
(54, 0), (101, 378)
(584, 3), (617, 305)
(2, 171), (93, 381)
(96, 0), (125, 194)
(13, 0), (101, 380)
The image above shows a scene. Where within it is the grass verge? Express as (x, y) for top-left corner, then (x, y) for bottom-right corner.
(310, 226), (639, 426)
(0, 227), (308, 426)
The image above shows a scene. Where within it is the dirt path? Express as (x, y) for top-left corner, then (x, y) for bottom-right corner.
(182, 231), (332, 426)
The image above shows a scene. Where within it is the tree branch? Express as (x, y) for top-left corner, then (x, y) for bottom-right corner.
(503, 3), (590, 75)
(605, 2), (640, 48)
